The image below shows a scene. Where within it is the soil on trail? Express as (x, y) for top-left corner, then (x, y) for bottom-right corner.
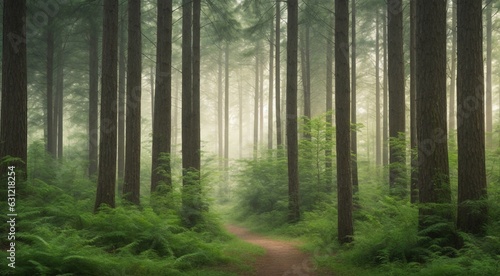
(226, 224), (318, 276)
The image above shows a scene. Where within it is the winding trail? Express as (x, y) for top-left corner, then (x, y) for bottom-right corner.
(225, 224), (318, 276)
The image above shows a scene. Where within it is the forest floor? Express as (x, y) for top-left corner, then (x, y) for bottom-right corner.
(225, 224), (322, 276)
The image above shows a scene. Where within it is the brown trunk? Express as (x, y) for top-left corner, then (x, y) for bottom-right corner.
(287, 0), (300, 223)
(410, 0), (417, 203)
(95, 0), (119, 212)
(485, 3), (493, 148)
(117, 7), (126, 183)
(325, 12), (334, 192)
(275, 0), (282, 150)
(123, 0), (142, 205)
(88, 14), (99, 177)
(416, 0), (452, 226)
(46, 19), (56, 158)
(268, 18), (274, 150)
(456, 0), (487, 236)
(449, 0), (457, 135)
(151, 0), (172, 193)
(387, 0), (406, 194)
(218, 49), (223, 167)
(351, 0), (358, 193)
(1, 0), (27, 180)
(382, 9), (389, 167)
(224, 42), (230, 182)
(336, 0), (353, 244)
(253, 43), (259, 159)
(55, 50), (64, 159)
(375, 10), (381, 167)
(301, 27), (311, 140)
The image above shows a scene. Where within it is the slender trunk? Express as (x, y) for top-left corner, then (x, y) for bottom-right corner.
(253, 44), (259, 159)
(47, 20), (56, 157)
(301, 27), (311, 140)
(388, 0), (406, 194)
(239, 73), (243, 158)
(268, 18), (274, 150)
(486, 3), (492, 148)
(55, 50), (64, 159)
(325, 12), (334, 192)
(224, 42), (230, 182)
(259, 55), (264, 145)
(449, 0), (457, 136)
(150, 66), (154, 126)
(151, 0), (172, 193)
(410, 0), (418, 203)
(95, 0), (119, 212)
(88, 15), (99, 177)
(336, 0), (353, 244)
(375, 10), (381, 167)
(351, 0), (358, 193)
(287, 0), (300, 223)
(382, 9), (389, 167)
(218, 49), (223, 167)
(275, 0), (282, 150)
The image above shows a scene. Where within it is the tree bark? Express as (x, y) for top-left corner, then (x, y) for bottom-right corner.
(123, 0), (142, 205)
(1, 0), (27, 180)
(416, 0), (452, 227)
(325, 12), (334, 192)
(387, 0), (406, 194)
(410, 0), (417, 203)
(351, 0), (358, 193)
(55, 49), (64, 159)
(375, 10), (381, 167)
(46, 19), (56, 158)
(95, 0), (119, 212)
(268, 17), (274, 150)
(117, 7), (126, 184)
(218, 48), (223, 167)
(336, 0), (353, 244)
(275, 0), (282, 150)
(449, 0), (457, 136)
(456, 0), (487, 236)
(88, 14), (99, 177)
(224, 42), (230, 183)
(382, 9), (389, 167)
(253, 43), (259, 159)
(151, 0), (172, 193)
(485, 2), (493, 148)
(287, 0), (300, 223)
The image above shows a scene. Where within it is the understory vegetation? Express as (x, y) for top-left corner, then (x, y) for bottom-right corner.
(231, 117), (500, 275)
(0, 142), (259, 276)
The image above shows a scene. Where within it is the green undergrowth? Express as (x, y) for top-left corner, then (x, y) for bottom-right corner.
(0, 142), (259, 275)
(231, 127), (500, 275)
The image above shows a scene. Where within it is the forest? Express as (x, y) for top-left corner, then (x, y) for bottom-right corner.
(1, 0), (500, 275)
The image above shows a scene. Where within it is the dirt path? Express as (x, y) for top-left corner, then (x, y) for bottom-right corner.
(226, 224), (318, 276)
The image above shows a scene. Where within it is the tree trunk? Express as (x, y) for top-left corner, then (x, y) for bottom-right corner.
(410, 0), (417, 203)
(88, 14), (99, 177)
(287, 0), (300, 223)
(55, 50), (64, 159)
(382, 9), (389, 167)
(387, 0), (406, 194)
(46, 19), (56, 158)
(150, 66), (154, 125)
(117, 7), (126, 184)
(224, 42), (230, 183)
(1, 0), (27, 180)
(416, 0), (452, 228)
(268, 18), (274, 150)
(275, 0), (282, 150)
(449, 0), (457, 136)
(151, 0), (172, 193)
(218, 48), (223, 167)
(239, 73), (243, 158)
(95, 0), (119, 212)
(253, 43), (259, 159)
(485, 2), (493, 148)
(301, 27), (311, 140)
(325, 12), (334, 192)
(351, 0), (358, 193)
(123, 0), (142, 205)
(182, 0), (202, 228)
(375, 10), (381, 167)
(456, 0), (487, 236)
(336, 0), (353, 244)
